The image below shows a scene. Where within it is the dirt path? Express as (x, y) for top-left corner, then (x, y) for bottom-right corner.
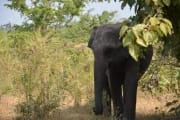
(59, 91), (178, 120)
(0, 95), (18, 120)
(0, 91), (179, 120)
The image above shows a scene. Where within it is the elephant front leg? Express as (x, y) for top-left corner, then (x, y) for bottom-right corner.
(123, 81), (138, 120)
(106, 68), (123, 119)
(123, 60), (139, 120)
(93, 59), (107, 115)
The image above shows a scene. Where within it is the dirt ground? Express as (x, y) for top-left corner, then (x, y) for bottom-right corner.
(0, 91), (179, 120)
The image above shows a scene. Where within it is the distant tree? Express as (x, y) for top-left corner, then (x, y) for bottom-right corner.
(58, 11), (116, 42)
(5, 0), (87, 30)
(0, 23), (14, 31)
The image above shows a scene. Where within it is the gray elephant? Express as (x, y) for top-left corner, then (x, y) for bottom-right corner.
(88, 23), (153, 120)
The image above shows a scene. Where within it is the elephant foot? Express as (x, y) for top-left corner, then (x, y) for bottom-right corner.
(114, 114), (123, 120)
(114, 115), (128, 120)
(114, 106), (123, 120)
(122, 117), (128, 120)
(93, 107), (103, 115)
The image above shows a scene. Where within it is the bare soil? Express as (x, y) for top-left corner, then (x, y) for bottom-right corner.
(0, 91), (179, 120)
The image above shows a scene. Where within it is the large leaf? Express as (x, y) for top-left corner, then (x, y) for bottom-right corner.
(132, 25), (144, 38)
(159, 18), (172, 27)
(163, 0), (171, 6)
(143, 31), (153, 44)
(160, 23), (168, 36)
(136, 38), (148, 47)
(128, 44), (139, 61)
(131, 25), (148, 47)
(151, 31), (159, 43)
(153, 0), (164, 6)
(122, 30), (134, 47)
(159, 18), (173, 32)
(152, 0), (159, 6)
(145, 0), (151, 6)
(149, 17), (159, 26)
(120, 25), (128, 38)
(152, 26), (164, 37)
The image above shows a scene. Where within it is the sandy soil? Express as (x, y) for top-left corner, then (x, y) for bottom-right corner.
(0, 95), (18, 120)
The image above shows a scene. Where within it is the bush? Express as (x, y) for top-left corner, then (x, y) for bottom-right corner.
(0, 30), (94, 119)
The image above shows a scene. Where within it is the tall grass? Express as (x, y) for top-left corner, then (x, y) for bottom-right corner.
(0, 30), (94, 119)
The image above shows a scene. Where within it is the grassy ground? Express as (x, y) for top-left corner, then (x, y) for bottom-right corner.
(0, 90), (179, 120)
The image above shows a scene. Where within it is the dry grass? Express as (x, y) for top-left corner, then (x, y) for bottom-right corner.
(0, 91), (179, 120)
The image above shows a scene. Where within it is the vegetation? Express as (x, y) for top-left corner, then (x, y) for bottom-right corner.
(0, 0), (179, 119)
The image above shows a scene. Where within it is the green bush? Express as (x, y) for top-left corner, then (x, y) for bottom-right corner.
(0, 29), (94, 119)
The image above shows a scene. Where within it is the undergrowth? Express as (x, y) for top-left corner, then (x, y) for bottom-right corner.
(0, 29), (179, 119)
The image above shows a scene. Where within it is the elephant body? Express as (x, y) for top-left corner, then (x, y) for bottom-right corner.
(88, 23), (153, 120)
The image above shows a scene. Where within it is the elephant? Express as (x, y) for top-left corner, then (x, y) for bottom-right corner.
(88, 23), (153, 120)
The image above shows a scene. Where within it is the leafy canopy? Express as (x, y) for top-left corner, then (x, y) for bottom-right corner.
(119, 0), (175, 60)
(5, 0), (87, 30)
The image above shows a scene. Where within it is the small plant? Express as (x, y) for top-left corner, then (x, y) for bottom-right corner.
(11, 31), (94, 120)
(13, 32), (63, 120)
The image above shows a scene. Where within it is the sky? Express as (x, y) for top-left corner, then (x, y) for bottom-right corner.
(0, 1), (134, 25)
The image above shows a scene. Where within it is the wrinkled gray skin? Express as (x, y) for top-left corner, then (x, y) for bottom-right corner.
(88, 23), (153, 120)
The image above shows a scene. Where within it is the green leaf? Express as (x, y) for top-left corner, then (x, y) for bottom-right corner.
(163, 0), (171, 6)
(160, 23), (168, 36)
(149, 17), (159, 26)
(122, 31), (134, 47)
(163, 23), (172, 35)
(152, 26), (164, 37)
(153, 0), (164, 6)
(131, 24), (148, 47)
(120, 25), (129, 38)
(145, 0), (151, 5)
(134, 24), (146, 30)
(159, 18), (173, 29)
(151, 31), (159, 43)
(129, 44), (139, 61)
(152, 0), (158, 5)
(136, 38), (148, 47)
(143, 31), (153, 44)
(132, 28), (139, 38)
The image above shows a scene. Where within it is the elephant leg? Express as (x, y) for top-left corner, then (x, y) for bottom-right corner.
(93, 58), (107, 115)
(106, 68), (123, 119)
(139, 45), (153, 78)
(123, 60), (139, 120)
(103, 80), (111, 116)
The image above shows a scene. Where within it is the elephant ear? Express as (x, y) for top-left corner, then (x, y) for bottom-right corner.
(88, 26), (98, 48)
